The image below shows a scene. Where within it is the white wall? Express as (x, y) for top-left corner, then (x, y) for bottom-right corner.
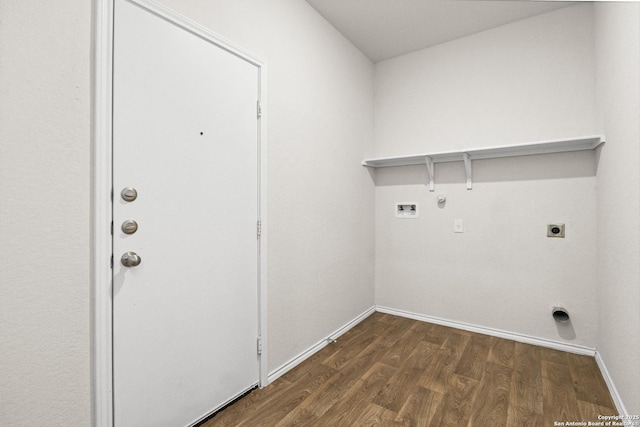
(0, 1), (92, 425)
(374, 4), (597, 156)
(1, 0), (374, 424)
(374, 4), (599, 348)
(594, 3), (640, 415)
(3, 0), (639, 423)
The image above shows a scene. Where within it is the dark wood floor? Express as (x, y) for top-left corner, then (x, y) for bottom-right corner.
(202, 312), (617, 426)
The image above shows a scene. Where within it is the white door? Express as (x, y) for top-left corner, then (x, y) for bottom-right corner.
(112, 1), (260, 426)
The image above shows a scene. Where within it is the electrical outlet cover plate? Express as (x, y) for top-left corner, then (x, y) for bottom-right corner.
(547, 223), (565, 238)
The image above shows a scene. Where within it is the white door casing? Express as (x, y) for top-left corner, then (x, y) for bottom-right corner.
(92, 1), (268, 426)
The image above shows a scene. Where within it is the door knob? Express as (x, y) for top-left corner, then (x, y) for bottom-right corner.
(121, 251), (142, 267)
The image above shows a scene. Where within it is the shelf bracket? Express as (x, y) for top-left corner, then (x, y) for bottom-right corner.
(463, 152), (472, 190)
(425, 156), (435, 192)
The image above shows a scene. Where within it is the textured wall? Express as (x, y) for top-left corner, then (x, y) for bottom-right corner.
(594, 2), (640, 414)
(5, 0), (638, 423)
(0, 1), (92, 425)
(373, 5), (599, 348)
(374, 4), (597, 156)
(1, 0), (375, 423)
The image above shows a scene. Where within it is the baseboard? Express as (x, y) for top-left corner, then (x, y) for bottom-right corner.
(595, 351), (636, 424)
(267, 306), (376, 384)
(376, 305), (596, 356)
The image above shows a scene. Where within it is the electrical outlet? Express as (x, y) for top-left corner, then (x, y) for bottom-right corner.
(547, 224), (565, 238)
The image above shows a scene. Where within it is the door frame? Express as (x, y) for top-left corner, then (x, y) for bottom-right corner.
(92, 0), (268, 425)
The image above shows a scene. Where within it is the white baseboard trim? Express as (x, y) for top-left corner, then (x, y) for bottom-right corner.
(267, 306), (376, 384)
(595, 351), (634, 423)
(376, 306), (596, 357)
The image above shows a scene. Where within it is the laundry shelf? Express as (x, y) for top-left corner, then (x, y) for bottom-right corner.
(362, 135), (605, 190)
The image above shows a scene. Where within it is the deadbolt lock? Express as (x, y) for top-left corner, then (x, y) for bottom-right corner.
(121, 187), (138, 202)
(121, 220), (138, 235)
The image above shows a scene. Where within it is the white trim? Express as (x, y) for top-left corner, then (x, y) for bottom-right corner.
(92, 0), (114, 426)
(267, 306), (376, 384)
(376, 306), (596, 356)
(124, 0), (263, 66)
(595, 351), (634, 423)
(92, 0), (268, 425)
(257, 63), (269, 387)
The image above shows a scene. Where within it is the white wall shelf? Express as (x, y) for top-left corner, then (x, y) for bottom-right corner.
(362, 135), (605, 190)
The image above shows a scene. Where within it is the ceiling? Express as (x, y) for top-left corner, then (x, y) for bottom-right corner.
(305, 0), (577, 62)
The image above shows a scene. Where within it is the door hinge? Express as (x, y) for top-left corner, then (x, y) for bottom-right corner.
(110, 254), (113, 269)
(110, 221), (113, 236)
(257, 336), (263, 355)
(257, 100), (262, 119)
(257, 220), (262, 238)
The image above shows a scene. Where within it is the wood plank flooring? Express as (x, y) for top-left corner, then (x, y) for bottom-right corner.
(201, 312), (617, 426)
